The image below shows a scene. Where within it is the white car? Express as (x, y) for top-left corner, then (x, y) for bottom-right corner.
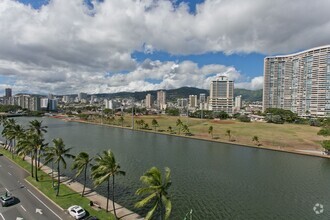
(68, 205), (86, 219)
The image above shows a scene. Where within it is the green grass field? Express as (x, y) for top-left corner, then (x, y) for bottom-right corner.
(93, 114), (325, 151)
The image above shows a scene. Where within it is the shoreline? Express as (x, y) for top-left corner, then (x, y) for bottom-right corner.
(51, 115), (330, 160)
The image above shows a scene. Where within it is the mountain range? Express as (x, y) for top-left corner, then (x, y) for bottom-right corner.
(95, 87), (263, 102)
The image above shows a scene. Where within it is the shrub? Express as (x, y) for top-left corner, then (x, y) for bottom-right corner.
(238, 115), (250, 122)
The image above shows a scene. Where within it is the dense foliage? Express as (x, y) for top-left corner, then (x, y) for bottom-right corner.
(0, 104), (22, 113)
(214, 111), (229, 119)
(238, 114), (251, 122)
(189, 110), (214, 119)
(264, 108), (298, 123)
(165, 108), (180, 116)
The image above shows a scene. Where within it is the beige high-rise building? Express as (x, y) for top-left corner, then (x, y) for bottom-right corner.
(235, 95), (242, 109)
(188, 95), (198, 108)
(145, 93), (153, 109)
(157, 90), (166, 110)
(209, 76), (234, 113)
(263, 45), (330, 116)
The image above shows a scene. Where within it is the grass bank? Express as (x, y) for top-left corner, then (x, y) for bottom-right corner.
(77, 114), (325, 151)
(0, 147), (116, 220)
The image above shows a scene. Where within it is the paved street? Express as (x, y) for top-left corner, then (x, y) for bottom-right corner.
(0, 154), (71, 220)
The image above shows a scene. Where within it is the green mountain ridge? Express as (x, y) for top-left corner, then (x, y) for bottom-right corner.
(96, 87), (262, 102)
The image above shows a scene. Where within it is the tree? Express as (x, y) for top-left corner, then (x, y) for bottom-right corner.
(72, 152), (93, 197)
(165, 108), (180, 116)
(208, 126), (213, 139)
(144, 123), (149, 130)
(152, 119), (159, 131)
(43, 145), (56, 187)
(317, 127), (330, 137)
(238, 115), (251, 122)
(135, 167), (172, 220)
(91, 150), (125, 218)
(29, 120), (48, 168)
(29, 120), (47, 136)
(252, 136), (260, 146)
(182, 124), (190, 135)
(1, 118), (17, 151)
(16, 131), (35, 177)
(47, 138), (74, 196)
(215, 111), (229, 119)
(176, 119), (183, 135)
(265, 108), (298, 123)
(226, 129), (231, 141)
(321, 140), (330, 154)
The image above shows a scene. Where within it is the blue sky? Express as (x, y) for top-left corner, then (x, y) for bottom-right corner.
(19, 0), (264, 78)
(0, 0), (329, 95)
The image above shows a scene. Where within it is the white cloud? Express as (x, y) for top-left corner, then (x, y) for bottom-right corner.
(0, 0), (328, 94)
(235, 76), (264, 90)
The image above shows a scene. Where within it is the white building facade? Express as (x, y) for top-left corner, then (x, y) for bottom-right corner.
(263, 45), (330, 116)
(209, 76), (234, 114)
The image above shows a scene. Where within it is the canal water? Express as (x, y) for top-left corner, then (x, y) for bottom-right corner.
(6, 117), (330, 219)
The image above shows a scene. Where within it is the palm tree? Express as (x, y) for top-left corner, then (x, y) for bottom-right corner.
(208, 126), (213, 139)
(135, 167), (172, 220)
(29, 120), (47, 167)
(226, 129), (231, 141)
(176, 119), (183, 135)
(16, 131), (35, 177)
(29, 120), (47, 136)
(91, 150), (125, 218)
(152, 119), (159, 131)
(72, 152), (93, 197)
(48, 138), (74, 196)
(43, 145), (56, 187)
(182, 124), (190, 135)
(2, 118), (17, 151)
(31, 134), (47, 182)
(252, 136), (260, 146)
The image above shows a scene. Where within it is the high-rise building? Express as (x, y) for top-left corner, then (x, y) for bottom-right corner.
(41, 98), (49, 109)
(235, 95), (242, 109)
(145, 94), (153, 109)
(209, 76), (234, 113)
(263, 45), (330, 116)
(48, 99), (58, 111)
(29, 96), (41, 111)
(189, 95), (198, 108)
(5, 88), (12, 98)
(157, 90), (166, 110)
(78, 92), (88, 101)
(177, 98), (188, 108)
(199, 93), (206, 104)
(62, 95), (71, 103)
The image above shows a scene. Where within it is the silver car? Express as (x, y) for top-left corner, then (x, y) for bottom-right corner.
(0, 194), (15, 207)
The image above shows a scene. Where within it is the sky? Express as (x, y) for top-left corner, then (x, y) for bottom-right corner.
(1, 0), (330, 95)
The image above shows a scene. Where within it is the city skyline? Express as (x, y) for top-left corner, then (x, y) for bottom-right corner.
(1, 0), (330, 96)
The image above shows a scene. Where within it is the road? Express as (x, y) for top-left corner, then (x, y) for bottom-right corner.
(0, 154), (71, 220)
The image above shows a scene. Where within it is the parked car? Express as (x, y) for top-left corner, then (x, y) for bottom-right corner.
(0, 193), (15, 207)
(68, 205), (86, 219)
